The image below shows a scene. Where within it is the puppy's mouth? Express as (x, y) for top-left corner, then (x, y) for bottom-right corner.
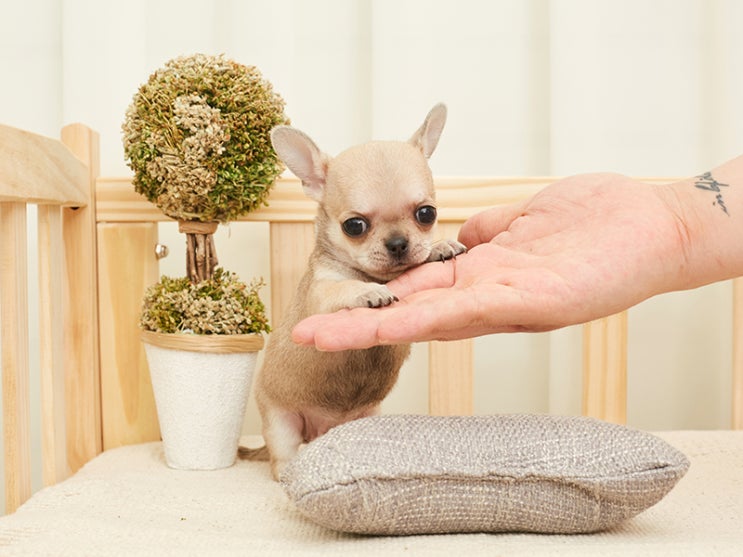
(359, 243), (430, 281)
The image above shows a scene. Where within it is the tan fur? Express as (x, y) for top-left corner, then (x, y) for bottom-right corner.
(245, 104), (466, 480)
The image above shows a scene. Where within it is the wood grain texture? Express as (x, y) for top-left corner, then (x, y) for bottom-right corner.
(427, 222), (473, 415)
(269, 222), (315, 326)
(1, 202), (32, 513)
(37, 205), (70, 486)
(0, 124), (88, 206)
(582, 312), (628, 424)
(61, 124), (102, 473)
(428, 340), (474, 415)
(96, 176), (677, 224)
(98, 223), (161, 450)
(96, 178), (315, 223)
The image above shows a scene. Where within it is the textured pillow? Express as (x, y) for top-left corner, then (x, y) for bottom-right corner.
(280, 414), (689, 535)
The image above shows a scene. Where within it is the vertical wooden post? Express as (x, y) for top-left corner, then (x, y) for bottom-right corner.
(582, 312), (628, 424)
(733, 277), (743, 430)
(98, 222), (161, 448)
(37, 205), (70, 485)
(269, 222), (315, 325)
(61, 124), (102, 472)
(0, 202), (32, 513)
(428, 340), (474, 415)
(428, 223), (473, 416)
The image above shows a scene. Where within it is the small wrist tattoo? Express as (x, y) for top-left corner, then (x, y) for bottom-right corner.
(694, 171), (730, 216)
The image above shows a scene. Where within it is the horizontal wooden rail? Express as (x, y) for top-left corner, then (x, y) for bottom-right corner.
(96, 176), (676, 224)
(98, 175), (555, 223)
(0, 124), (88, 206)
(96, 177), (314, 223)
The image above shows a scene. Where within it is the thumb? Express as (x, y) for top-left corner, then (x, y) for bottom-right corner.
(458, 202), (526, 247)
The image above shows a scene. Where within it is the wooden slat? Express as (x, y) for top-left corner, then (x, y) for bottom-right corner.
(95, 176), (677, 224)
(96, 177), (550, 224)
(37, 205), (70, 485)
(60, 124), (102, 472)
(582, 312), (628, 424)
(98, 223), (161, 450)
(733, 277), (743, 430)
(0, 202), (32, 513)
(435, 177), (553, 222)
(269, 222), (315, 326)
(427, 222), (473, 415)
(96, 178), (316, 223)
(428, 340), (474, 415)
(0, 124), (88, 206)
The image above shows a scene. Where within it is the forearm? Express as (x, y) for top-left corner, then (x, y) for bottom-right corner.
(662, 154), (743, 290)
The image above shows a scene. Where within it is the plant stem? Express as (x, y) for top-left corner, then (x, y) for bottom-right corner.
(179, 221), (219, 283)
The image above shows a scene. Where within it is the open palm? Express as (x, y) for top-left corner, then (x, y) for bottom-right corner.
(293, 173), (690, 350)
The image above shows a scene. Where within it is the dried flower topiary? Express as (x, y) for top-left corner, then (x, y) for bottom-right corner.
(122, 53), (289, 223)
(128, 54), (281, 335)
(140, 268), (270, 335)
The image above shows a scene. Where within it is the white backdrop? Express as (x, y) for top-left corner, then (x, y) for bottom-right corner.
(2, 1), (742, 450)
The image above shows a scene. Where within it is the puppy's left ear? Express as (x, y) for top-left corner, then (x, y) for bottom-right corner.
(409, 103), (447, 158)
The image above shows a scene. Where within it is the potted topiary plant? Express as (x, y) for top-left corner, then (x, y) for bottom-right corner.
(122, 53), (288, 470)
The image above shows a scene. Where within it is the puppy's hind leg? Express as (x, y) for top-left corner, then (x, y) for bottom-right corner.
(262, 407), (305, 481)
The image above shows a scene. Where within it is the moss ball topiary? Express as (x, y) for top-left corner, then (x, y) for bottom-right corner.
(140, 268), (270, 335)
(122, 53), (289, 223)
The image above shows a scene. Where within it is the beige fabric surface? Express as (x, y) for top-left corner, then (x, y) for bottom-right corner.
(0, 430), (741, 556)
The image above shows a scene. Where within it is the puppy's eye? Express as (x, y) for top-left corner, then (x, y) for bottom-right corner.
(342, 217), (369, 237)
(415, 205), (437, 225)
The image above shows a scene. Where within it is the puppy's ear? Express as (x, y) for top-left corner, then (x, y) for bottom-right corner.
(409, 103), (447, 158)
(270, 126), (328, 201)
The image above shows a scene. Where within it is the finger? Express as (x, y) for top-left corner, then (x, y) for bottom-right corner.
(375, 287), (491, 344)
(385, 256), (459, 299)
(292, 308), (384, 350)
(303, 287), (487, 349)
(291, 261), (466, 351)
(291, 287), (468, 350)
(458, 202), (527, 247)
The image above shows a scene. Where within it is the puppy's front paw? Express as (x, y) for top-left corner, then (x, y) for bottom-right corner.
(427, 239), (467, 263)
(355, 283), (398, 308)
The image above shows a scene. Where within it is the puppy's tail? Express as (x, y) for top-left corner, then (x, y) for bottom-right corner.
(237, 444), (270, 461)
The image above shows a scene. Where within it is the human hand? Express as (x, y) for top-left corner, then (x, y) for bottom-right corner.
(292, 173), (693, 350)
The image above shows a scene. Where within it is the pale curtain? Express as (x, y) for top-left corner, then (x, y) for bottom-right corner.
(2, 0), (742, 450)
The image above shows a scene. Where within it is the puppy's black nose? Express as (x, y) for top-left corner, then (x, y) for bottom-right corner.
(385, 236), (409, 257)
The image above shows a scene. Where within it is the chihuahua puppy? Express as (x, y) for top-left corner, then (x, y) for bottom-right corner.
(245, 104), (466, 480)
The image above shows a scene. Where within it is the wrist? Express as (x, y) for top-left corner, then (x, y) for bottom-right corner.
(660, 164), (743, 290)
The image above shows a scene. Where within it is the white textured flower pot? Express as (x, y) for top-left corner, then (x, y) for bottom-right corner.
(142, 330), (264, 471)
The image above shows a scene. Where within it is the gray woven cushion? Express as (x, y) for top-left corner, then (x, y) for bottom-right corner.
(280, 414), (689, 535)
